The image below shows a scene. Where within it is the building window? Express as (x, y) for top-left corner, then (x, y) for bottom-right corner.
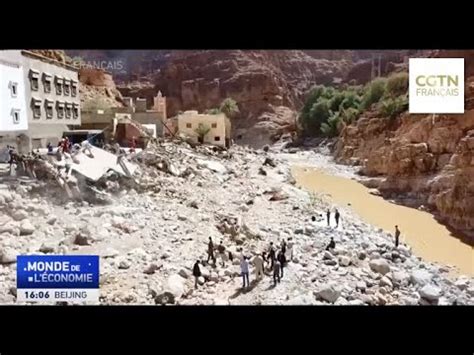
(71, 81), (77, 97)
(211, 123), (217, 128)
(73, 104), (79, 119)
(57, 102), (65, 119)
(66, 104), (72, 119)
(186, 123), (192, 128)
(214, 136), (221, 141)
(55, 76), (63, 95)
(30, 70), (40, 91)
(45, 101), (54, 119)
(32, 99), (41, 119)
(9, 81), (18, 97)
(43, 74), (52, 93)
(11, 109), (20, 124)
(64, 80), (70, 96)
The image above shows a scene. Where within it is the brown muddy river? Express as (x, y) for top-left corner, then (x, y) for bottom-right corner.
(292, 166), (474, 276)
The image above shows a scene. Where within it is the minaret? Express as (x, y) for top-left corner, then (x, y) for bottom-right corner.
(153, 90), (167, 120)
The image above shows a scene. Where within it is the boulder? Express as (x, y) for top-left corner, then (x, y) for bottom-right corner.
(144, 263), (161, 275)
(155, 291), (175, 305)
(178, 268), (189, 279)
(74, 233), (90, 246)
(314, 284), (341, 303)
(198, 276), (205, 285)
(348, 299), (366, 306)
(379, 276), (393, 288)
(167, 275), (186, 298)
(0, 248), (17, 264)
(466, 287), (474, 297)
(454, 277), (469, 291)
(369, 259), (391, 275)
(419, 284), (442, 302)
(392, 271), (410, 286)
(397, 245), (411, 257)
(47, 216), (57, 225)
(39, 243), (55, 254)
(410, 269), (433, 286)
(323, 251), (334, 260)
(339, 256), (351, 267)
(118, 260), (131, 269)
(356, 281), (367, 292)
(19, 220), (35, 235)
(200, 267), (210, 279)
(12, 210), (28, 221)
(358, 251), (367, 260)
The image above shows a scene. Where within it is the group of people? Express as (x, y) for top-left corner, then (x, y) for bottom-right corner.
(326, 208), (341, 227)
(192, 213), (403, 293)
(193, 237), (295, 290)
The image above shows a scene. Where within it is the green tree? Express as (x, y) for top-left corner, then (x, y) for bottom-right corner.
(320, 112), (342, 137)
(361, 78), (387, 110)
(386, 72), (409, 97)
(219, 98), (240, 118)
(194, 123), (211, 143)
(378, 96), (408, 119)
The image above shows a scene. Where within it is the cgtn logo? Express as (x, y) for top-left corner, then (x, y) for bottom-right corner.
(409, 58), (464, 114)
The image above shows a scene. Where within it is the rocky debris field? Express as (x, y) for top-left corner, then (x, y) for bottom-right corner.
(0, 141), (472, 305)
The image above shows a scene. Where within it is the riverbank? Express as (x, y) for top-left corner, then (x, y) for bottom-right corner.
(0, 143), (472, 305)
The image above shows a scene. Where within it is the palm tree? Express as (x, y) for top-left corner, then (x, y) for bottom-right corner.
(219, 98), (240, 118)
(194, 123), (211, 144)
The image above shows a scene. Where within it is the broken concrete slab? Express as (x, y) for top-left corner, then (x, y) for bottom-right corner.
(70, 146), (138, 181)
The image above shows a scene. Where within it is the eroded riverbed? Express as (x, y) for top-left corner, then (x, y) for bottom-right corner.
(292, 166), (474, 276)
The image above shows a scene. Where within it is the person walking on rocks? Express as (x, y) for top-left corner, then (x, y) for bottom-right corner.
(394, 225), (401, 248)
(207, 237), (216, 265)
(326, 209), (331, 227)
(268, 242), (276, 269)
(326, 237), (336, 251)
(277, 250), (286, 278)
(286, 238), (294, 261)
(217, 241), (227, 267)
(335, 209), (340, 228)
(273, 259), (281, 285)
(240, 256), (250, 288)
(253, 253), (265, 280)
(193, 260), (201, 289)
(281, 240), (287, 256)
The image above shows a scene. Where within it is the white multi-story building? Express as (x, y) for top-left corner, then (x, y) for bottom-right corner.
(0, 50), (81, 153)
(0, 53), (28, 148)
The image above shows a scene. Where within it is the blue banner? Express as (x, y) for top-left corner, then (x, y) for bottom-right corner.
(17, 255), (99, 289)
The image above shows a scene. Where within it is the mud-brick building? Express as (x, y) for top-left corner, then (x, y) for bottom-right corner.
(177, 111), (231, 148)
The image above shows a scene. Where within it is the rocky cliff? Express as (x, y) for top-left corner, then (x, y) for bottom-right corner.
(334, 53), (474, 241)
(153, 50), (356, 145)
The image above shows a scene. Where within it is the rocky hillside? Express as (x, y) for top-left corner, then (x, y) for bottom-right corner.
(334, 50), (474, 241)
(64, 50), (415, 146)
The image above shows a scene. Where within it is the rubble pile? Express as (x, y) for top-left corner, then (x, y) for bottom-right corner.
(0, 138), (472, 305)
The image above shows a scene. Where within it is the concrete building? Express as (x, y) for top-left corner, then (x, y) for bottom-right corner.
(177, 111), (231, 148)
(0, 54), (28, 148)
(80, 92), (167, 141)
(0, 50), (81, 152)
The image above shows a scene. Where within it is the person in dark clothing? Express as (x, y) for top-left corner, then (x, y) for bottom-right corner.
(326, 209), (331, 227)
(268, 242), (276, 269)
(281, 240), (287, 255)
(277, 250), (286, 277)
(395, 225), (400, 248)
(217, 241), (226, 267)
(47, 142), (54, 155)
(326, 237), (336, 251)
(193, 260), (201, 289)
(273, 259), (281, 285)
(228, 251), (233, 263)
(207, 237), (216, 264)
(311, 216), (316, 223)
(335, 209), (340, 228)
